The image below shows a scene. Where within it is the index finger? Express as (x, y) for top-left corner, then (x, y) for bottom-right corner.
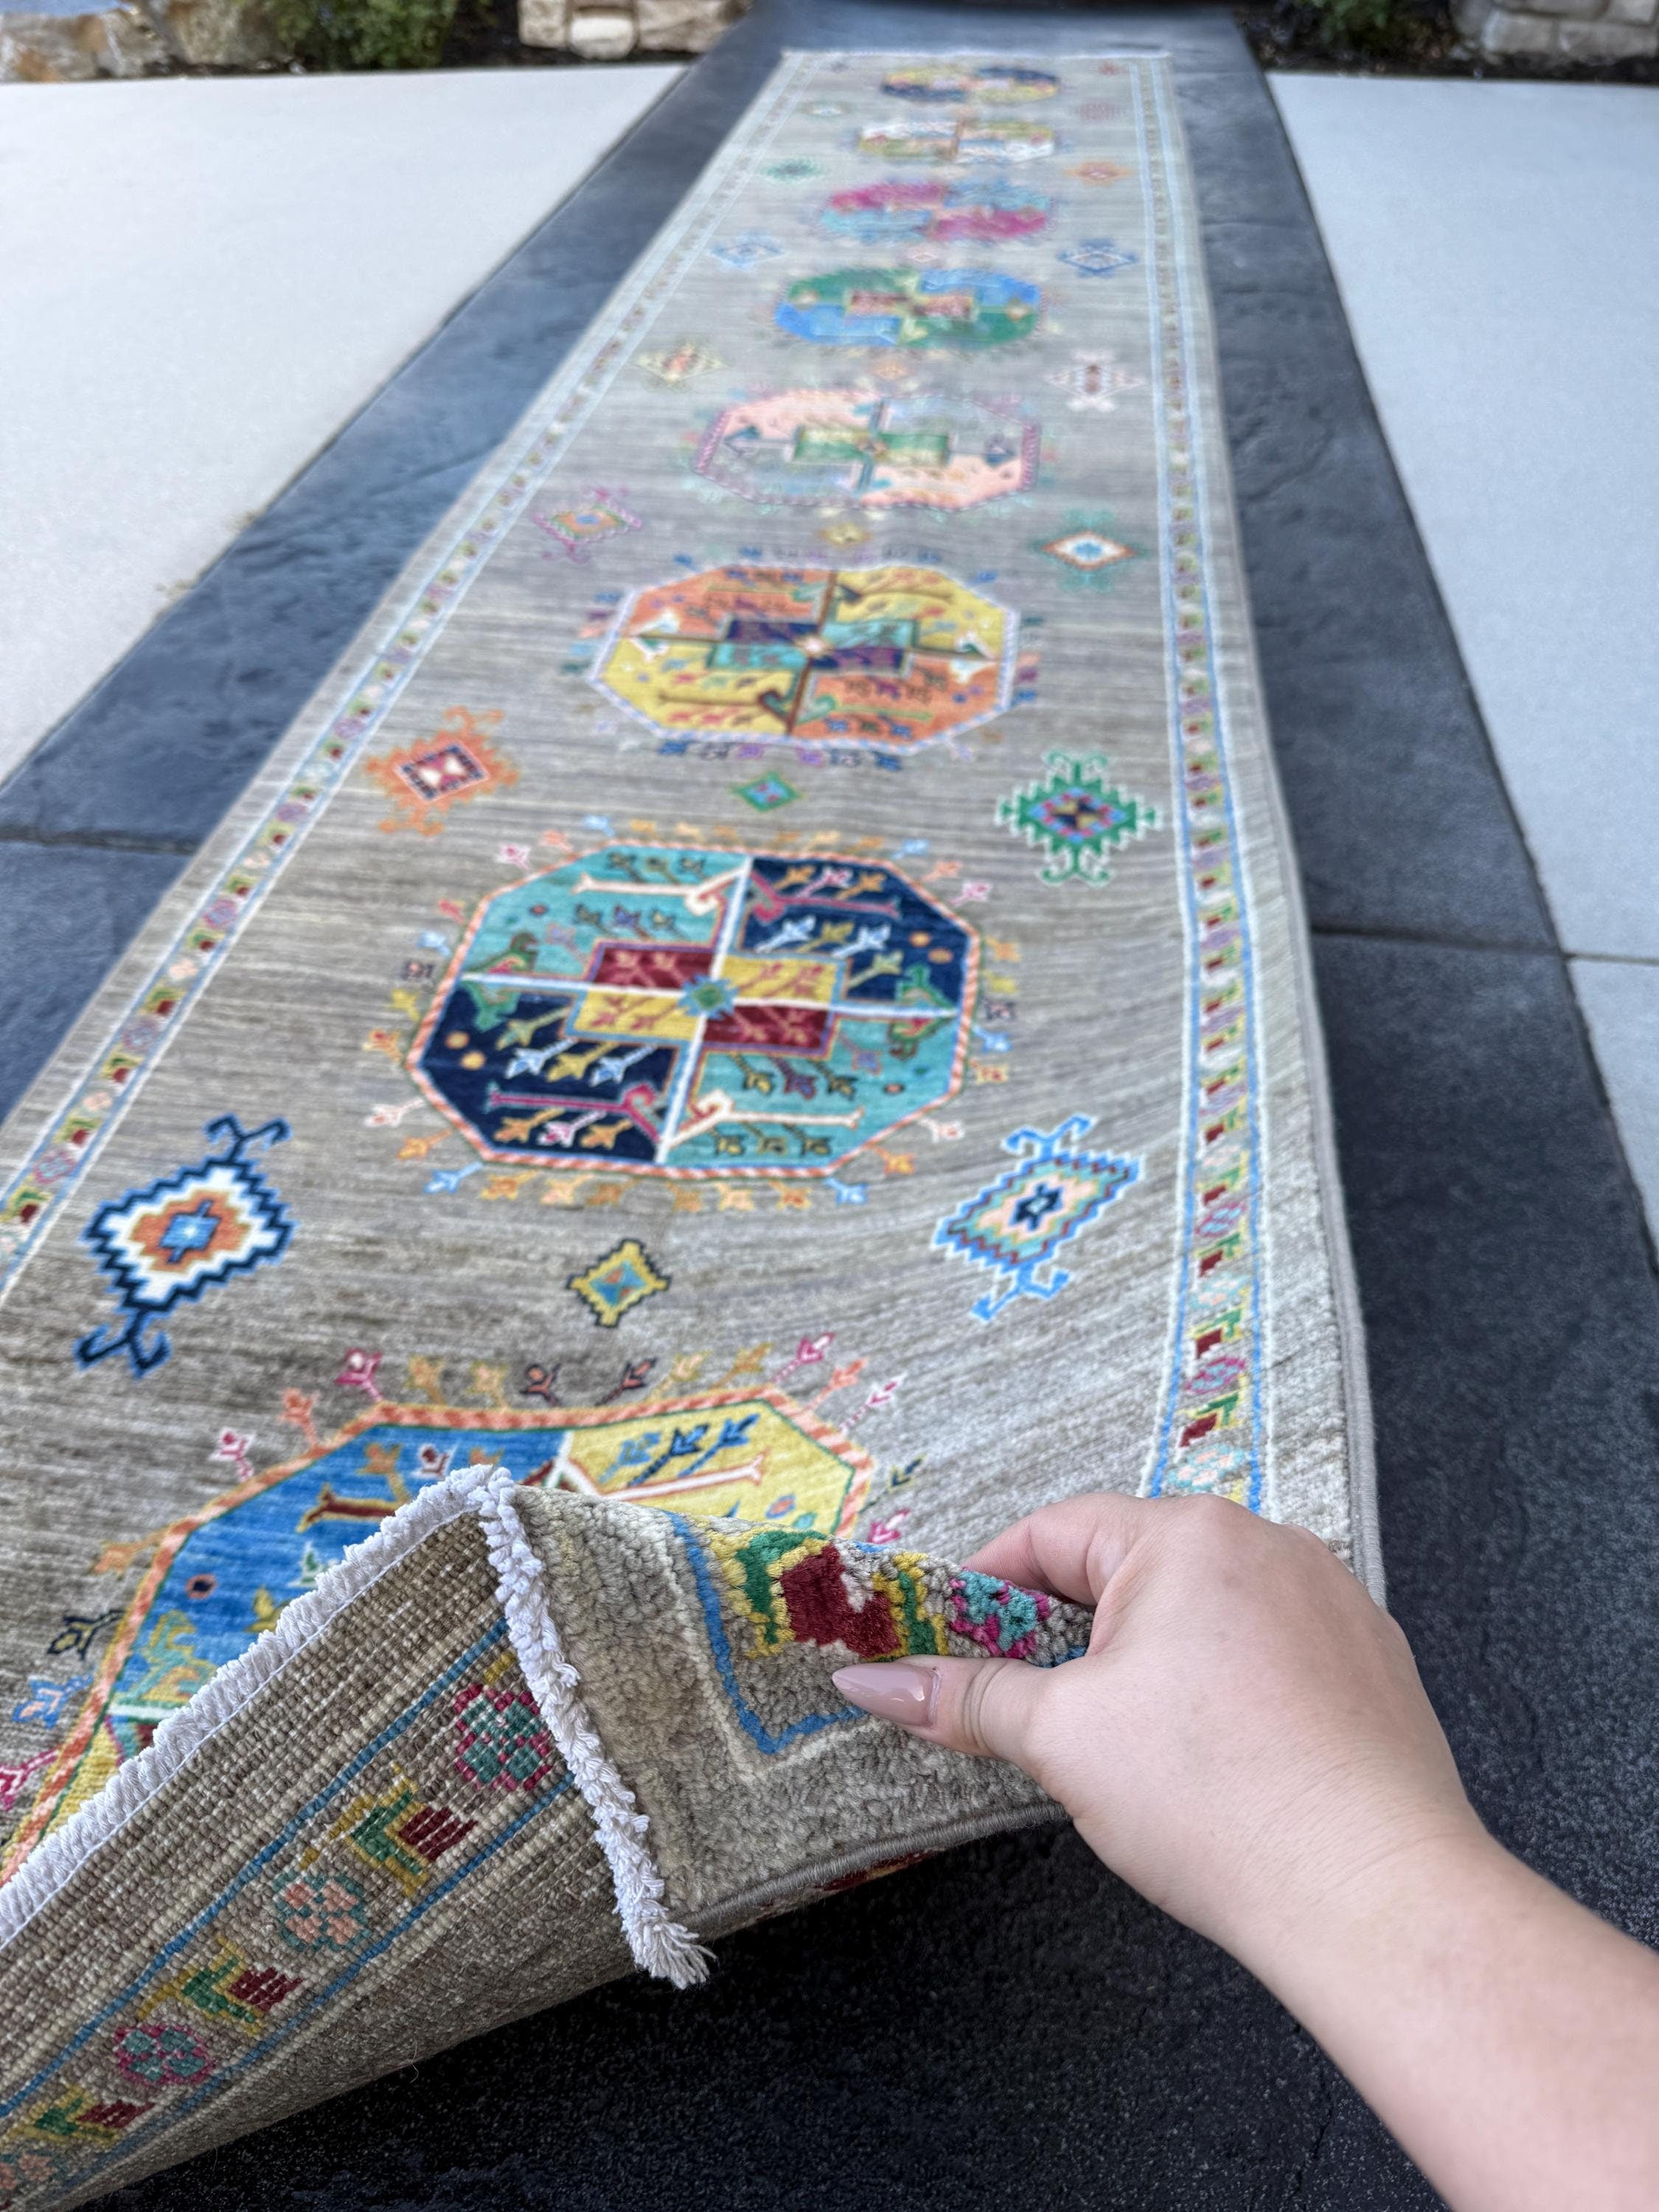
(960, 1490), (1158, 1609)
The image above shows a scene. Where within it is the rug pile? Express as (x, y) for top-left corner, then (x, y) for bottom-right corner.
(0, 51), (1374, 2208)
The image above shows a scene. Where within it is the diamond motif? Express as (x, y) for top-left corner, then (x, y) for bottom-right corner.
(362, 709), (516, 837)
(1059, 238), (1138, 279)
(1032, 512), (1141, 591)
(75, 1116), (294, 1377)
(1044, 349), (1145, 414)
(1040, 529), (1135, 574)
(732, 773), (801, 812)
(998, 751), (1159, 886)
(709, 231), (785, 271)
(935, 1117), (1138, 1322)
(635, 339), (726, 386)
(567, 1239), (671, 1328)
(531, 488), (642, 563)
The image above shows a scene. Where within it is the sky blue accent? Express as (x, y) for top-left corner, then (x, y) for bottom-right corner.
(1138, 65), (1265, 1513)
(110, 1428), (563, 1698)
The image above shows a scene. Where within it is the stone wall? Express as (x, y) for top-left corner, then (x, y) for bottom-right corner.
(0, 0), (279, 77)
(0, 0), (740, 78)
(518, 0), (745, 55)
(0, 4), (163, 79)
(1454, 0), (1657, 58)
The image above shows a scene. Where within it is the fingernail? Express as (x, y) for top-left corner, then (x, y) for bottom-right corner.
(832, 1661), (938, 1727)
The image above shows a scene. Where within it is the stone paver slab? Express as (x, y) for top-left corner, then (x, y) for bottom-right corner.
(0, 65), (681, 780)
(1272, 74), (1659, 962)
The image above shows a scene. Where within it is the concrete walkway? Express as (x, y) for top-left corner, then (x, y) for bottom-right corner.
(0, 65), (681, 783)
(1273, 74), (1659, 1238)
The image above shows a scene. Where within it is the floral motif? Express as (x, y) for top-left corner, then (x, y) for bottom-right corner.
(112, 2022), (215, 2089)
(271, 1868), (373, 1954)
(452, 1685), (557, 1793)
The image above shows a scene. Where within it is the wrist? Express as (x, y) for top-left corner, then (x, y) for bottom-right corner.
(1217, 1820), (1659, 2212)
(1222, 1808), (1509, 2005)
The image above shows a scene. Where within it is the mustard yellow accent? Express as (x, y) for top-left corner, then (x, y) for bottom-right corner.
(574, 989), (699, 1041)
(560, 1397), (861, 1532)
(720, 956), (836, 1005)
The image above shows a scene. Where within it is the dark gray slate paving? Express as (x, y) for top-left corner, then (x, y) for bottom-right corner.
(1321, 932), (1659, 1934)
(0, 845), (187, 1127)
(1, 4), (1649, 2209)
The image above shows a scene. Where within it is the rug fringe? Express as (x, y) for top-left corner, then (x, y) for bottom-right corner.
(459, 1469), (711, 1988)
(0, 1470), (709, 1987)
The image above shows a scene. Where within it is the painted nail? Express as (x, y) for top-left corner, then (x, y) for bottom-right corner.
(832, 1661), (938, 1728)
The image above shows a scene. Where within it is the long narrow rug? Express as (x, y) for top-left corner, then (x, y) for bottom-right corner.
(0, 49), (1376, 2208)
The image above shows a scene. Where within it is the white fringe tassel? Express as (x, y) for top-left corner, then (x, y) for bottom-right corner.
(457, 1467), (710, 1988)
(0, 1466), (709, 1988)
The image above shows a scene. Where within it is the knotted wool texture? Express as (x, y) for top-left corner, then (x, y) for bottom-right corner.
(0, 51), (1377, 2208)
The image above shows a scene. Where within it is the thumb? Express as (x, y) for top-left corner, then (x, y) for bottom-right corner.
(832, 1655), (1054, 1770)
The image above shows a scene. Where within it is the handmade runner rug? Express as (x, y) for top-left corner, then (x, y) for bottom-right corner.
(0, 49), (1376, 2208)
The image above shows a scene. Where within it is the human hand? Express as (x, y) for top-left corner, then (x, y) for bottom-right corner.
(833, 1492), (1484, 1975)
(835, 1494), (1659, 2212)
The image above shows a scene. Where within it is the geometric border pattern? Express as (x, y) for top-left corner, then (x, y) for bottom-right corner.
(1135, 64), (1266, 1509)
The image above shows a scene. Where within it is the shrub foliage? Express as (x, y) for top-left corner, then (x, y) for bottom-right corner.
(266, 0), (458, 70)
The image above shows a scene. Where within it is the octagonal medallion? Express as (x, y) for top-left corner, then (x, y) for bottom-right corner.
(38, 1391), (872, 1826)
(775, 265), (1040, 349)
(590, 561), (1018, 750)
(408, 843), (979, 1177)
(695, 389), (1038, 512)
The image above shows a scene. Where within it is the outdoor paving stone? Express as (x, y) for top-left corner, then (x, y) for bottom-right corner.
(0, 66), (681, 782)
(0, 843), (187, 1124)
(1318, 930), (1659, 1888)
(1571, 955), (1659, 1235)
(1272, 76), (1659, 963)
(0, 65), (726, 846)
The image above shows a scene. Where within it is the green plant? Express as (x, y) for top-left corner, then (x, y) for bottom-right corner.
(1310, 0), (1403, 44)
(265, 0), (458, 69)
